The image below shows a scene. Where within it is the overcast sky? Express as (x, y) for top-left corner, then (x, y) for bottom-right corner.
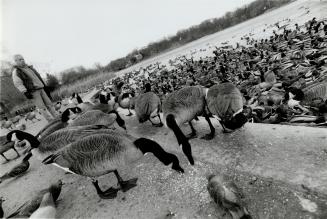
(1, 0), (255, 75)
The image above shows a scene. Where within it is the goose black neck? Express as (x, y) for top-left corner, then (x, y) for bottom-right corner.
(134, 138), (184, 173)
(166, 114), (194, 165)
(19, 131), (40, 148)
(166, 114), (187, 145)
(49, 183), (62, 201)
(108, 110), (126, 129)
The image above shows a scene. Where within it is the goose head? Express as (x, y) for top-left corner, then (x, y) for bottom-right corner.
(61, 107), (82, 123)
(222, 112), (248, 131)
(6, 130), (40, 151)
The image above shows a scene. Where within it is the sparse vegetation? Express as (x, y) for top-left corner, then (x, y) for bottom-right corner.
(51, 71), (115, 101)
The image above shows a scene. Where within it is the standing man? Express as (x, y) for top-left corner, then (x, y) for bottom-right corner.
(12, 54), (57, 121)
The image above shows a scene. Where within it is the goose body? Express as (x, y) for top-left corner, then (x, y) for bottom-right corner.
(11, 116), (21, 125)
(207, 174), (251, 219)
(68, 110), (126, 130)
(135, 92), (163, 126)
(25, 112), (40, 123)
(42, 128), (184, 199)
(7, 180), (62, 218)
(0, 152), (32, 183)
(29, 193), (56, 219)
(207, 83), (248, 132)
(162, 86), (215, 165)
(163, 86), (206, 127)
(1, 120), (14, 130)
(16, 123), (26, 131)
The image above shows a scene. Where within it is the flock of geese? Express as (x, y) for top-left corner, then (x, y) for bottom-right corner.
(1, 82), (251, 219)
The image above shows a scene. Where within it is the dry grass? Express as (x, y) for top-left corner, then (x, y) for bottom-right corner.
(51, 72), (116, 101)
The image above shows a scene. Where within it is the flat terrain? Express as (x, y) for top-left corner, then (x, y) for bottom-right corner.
(0, 108), (327, 219)
(1, 0), (327, 218)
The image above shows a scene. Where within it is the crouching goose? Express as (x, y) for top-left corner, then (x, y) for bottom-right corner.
(115, 92), (135, 116)
(135, 91), (163, 127)
(7, 180), (63, 218)
(162, 86), (215, 165)
(207, 174), (252, 219)
(64, 109), (126, 130)
(6, 125), (107, 161)
(0, 152), (32, 183)
(42, 129), (184, 199)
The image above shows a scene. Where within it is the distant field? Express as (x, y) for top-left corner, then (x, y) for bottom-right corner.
(115, 0), (327, 76)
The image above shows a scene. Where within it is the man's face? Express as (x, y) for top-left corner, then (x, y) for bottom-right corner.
(14, 55), (26, 67)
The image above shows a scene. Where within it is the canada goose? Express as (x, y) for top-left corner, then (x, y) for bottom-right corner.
(207, 174), (252, 219)
(0, 136), (20, 161)
(206, 83), (248, 132)
(25, 111), (41, 123)
(6, 125), (107, 161)
(16, 123), (26, 131)
(135, 92), (163, 127)
(29, 193), (56, 219)
(1, 117), (14, 130)
(7, 180), (63, 218)
(64, 110), (126, 130)
(34, 107), (82, 141)
(0, 152), (32, 183)
(116, 92), (135, 116)
(11, 115), (21, 125)
(162, 86), (215, 165)
(42, 129), (184, 199)
(77, 101), (116, 114)
(0, 197), (4, 218)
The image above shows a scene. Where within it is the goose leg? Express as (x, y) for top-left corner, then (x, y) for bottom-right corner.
(186, 121), (197, 139)
(1, 154), (10, 162)
(201, 113), (215, 140)
(114, 170), (138, 192)
(91, 179), (119, 199)
(126, 108), (133, 116)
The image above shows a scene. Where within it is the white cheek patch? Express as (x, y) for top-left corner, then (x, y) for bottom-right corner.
(12, 133), (18, 142)
(51, 163), (77, 175)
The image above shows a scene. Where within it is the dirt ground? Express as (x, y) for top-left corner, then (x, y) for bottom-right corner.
(1, 0), (327, 218)
(0, 108), (327, 219)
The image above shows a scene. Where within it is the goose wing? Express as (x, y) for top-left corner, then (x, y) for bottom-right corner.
(69, 110), (116, 127)
(52, 132), (134, 176)
(38, 125), (110, 154)
(35, 118), (67, 140)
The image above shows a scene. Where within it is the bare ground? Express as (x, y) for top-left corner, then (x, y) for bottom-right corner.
(0, 109), (327, 219)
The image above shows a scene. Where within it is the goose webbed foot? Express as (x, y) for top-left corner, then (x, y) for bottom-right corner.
(200, 133), (215, 140)
(222, 129), (233, 134)
(185, 132), (197, 139)
(118, 178), (138, 192)
(92, 180), (119, 199)
(152, 122), (163, 127)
